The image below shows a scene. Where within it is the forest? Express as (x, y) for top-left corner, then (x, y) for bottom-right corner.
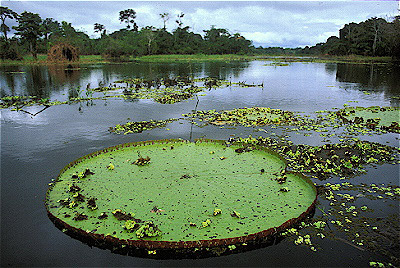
(1, 6), (400, 60)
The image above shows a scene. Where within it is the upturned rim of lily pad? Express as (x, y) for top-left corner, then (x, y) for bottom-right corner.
(45, 139), (317, 251)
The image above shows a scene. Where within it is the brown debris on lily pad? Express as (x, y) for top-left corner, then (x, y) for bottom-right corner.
(73, 213), (88, 221)
(133, 156), (151, 166)
(87, 198), (98, 210)
(112, 209), (135, 221)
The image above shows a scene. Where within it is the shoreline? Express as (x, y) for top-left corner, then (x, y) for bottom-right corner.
(0, 54), (396, 66)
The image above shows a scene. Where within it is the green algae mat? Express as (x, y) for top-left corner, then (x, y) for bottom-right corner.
(45, 139), (316, 252)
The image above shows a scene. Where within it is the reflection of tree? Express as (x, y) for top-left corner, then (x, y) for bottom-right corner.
(324, 63), (337, 75)
(203, 61), (250, 79)
(99, 61), (249, 81)
(2, 65), (86, 98)
(98, 62), (249, 82)
(335, 63), (400, 98)
(26, 66), (49, 98)
(2, 62), (251, 102)
(0, 70), (17, 96)
(47, 64), (81, 84)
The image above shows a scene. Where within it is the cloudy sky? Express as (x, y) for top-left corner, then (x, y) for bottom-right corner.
(3, 1), (399, 48)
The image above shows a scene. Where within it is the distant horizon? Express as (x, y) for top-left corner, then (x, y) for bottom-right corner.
(3, 1), (399, 48)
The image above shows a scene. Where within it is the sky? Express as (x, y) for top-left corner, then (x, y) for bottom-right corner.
(2, 1), (399, 48)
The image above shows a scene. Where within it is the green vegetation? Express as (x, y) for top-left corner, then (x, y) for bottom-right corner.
(46, 139), (317, 252)
(183, 107), (310, 127)
(134, 54), (254, 62)
(1, 76), (262, 109)
(285, 180), (399, 267)
(257, 17), (400, 59)
(1, 7), (254, 62)
(1, 6), (399, 62)
(109, 119), (177, 135)
(233, 136), (398, 180)
(333, 106), (400, 133)
(260, 55), (394, 64)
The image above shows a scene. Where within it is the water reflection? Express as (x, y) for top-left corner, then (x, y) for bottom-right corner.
(335, 63), (400, 98)
(1, 61), (399, 104)
(48, 64), (81, 84)
(324, 62), (337, 75)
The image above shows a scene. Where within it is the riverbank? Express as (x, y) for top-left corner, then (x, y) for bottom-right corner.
(0, 54), (396, 65)
(0, 55), (107, 65)
(0, 54), (254, 65)
(260, 55), (394, 64)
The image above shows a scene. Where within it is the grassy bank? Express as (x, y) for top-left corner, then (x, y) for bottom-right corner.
(0, 54), (107, 65)
(0, 54), (255, 65)
(1, 53), (395, 66)
(259, 54), (394, 64)
(134, 54), (254, 62)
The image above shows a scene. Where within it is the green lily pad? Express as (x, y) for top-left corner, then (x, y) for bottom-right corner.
(45, 139), (316, 252)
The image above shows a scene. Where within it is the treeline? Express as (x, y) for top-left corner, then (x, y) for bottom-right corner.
(0, 7), (254, 60)
(1, 6), (399, 61)
(257, 16), (400, 59)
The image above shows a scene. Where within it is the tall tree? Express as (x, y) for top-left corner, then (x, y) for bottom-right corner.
(41, 18), (61, 40)
(0, 6), (17, 40)
(141, 26), (157, 55)
(175, 12), (184, 28)
(387, 15), (400, 59)
(160, 12), (169, 30)
(155, 29), (174, 54)
(339, 22), (358, 54)
(119, 9), (137, 31)
(322, 36), (346, 55)
(12, 11), (42, 59)
(60, 21), (77, 37)
(94, 23), (106, 37)
(366, 17), (387, 56)
(204, 26), (232, 54)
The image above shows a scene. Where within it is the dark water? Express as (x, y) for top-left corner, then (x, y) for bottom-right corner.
(1, 60), (399, 267)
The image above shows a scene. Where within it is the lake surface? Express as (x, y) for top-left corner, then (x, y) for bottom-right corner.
(1, 60), (399, 267)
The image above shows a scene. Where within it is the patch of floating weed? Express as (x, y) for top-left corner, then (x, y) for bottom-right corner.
(277, 180), (399, 265)
(231, 136), (399, 180)
(318, 181), (400, 266)
(0, 95), (52, 109)
(324, 106), (400, 134)
(184, 107), (311, 127)
(264, 62), (291, 67)
(155, 92), (193, 104)
(2, 76), (271, 111)
(109, 119), (178, 134)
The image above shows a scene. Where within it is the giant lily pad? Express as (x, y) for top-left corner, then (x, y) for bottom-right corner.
(45, 139), (316, 256)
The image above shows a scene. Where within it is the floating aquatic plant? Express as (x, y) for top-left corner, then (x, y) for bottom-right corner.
(109, 119), (177, 135)
(327, 106), (400, 134)
(233, 136), (398, 180)
(45, 139), (317, 256)
(183, 107), (311, 127)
